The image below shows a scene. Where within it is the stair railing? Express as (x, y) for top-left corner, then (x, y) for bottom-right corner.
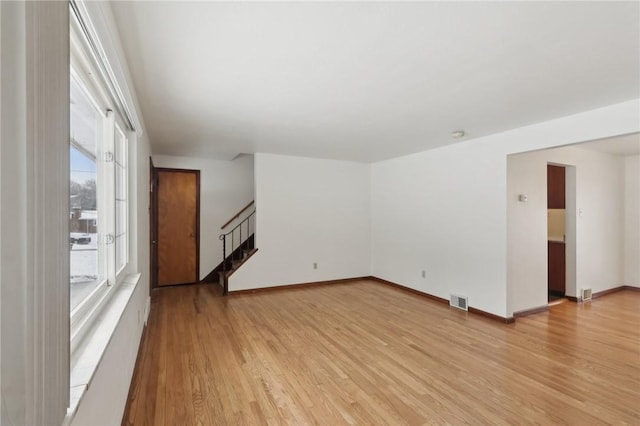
(220, 200), (254, 230)
(219, 210), (255, 272)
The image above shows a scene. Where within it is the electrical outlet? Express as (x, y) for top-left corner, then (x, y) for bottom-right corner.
(421, 270), (426, 278)
(313, 262), (318, 270)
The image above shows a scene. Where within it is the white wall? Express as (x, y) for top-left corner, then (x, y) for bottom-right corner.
(372, 141), (508, 316)
(71, 282), (146, 425)
(625, 155), (640, 287)
(371, 99), (639, 319)
(152, 154), (254, 279)
(229, 153), (371, 290)
(1, 3), (28, 423)
(2, 2), (70, 424)
(507, 146), (626, 315)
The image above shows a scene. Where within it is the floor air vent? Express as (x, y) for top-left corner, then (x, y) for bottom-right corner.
(450, 294), (468, 311)
(581, 288), (592, 302)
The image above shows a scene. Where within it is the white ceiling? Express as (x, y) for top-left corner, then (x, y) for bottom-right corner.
(111, 1), (640, 163)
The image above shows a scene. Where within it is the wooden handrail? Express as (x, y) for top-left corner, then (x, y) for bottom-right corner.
(220, 200), (255, 230)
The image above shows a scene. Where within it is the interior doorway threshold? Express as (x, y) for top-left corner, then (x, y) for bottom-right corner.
(548, 297), (568, 307)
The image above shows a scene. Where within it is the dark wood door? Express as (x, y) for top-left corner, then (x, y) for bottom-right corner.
(547, 164), (566, 297)
(548, 241), (566, 295)
(156, 169), (199, 286)
(547, 165), (566, 209)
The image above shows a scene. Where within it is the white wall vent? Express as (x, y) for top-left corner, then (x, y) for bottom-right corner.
(581, 288), (592, 302)
(450, 294), (468, 311)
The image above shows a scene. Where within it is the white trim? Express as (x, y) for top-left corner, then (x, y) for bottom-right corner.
(114, 121), (129, 278)
(70, 279), (108, 357)
(69, 0), (135, 132)
(25, 2), (70, 423)
(102, 109), (116, 287)
(77, 0), (146, 137)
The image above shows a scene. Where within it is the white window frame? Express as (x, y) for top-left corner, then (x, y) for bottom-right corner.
(69, 10), (134, 362)
(114, 120), (129, 280)
(69, 71), (109, 351)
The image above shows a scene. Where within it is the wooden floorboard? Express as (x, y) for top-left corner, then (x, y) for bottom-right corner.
(122, 280), (640, 425)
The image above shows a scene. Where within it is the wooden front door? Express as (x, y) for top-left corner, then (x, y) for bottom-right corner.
(156, 168), (200, 286)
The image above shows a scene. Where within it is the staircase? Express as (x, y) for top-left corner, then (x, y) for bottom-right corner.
(218, 209), (256, 295)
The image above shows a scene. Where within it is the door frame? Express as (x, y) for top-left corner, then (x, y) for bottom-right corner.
(152, 167), (201, 288)
(564, 165), (577, 299)
(150, 157), (156, 294)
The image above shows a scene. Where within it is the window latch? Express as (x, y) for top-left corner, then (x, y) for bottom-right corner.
(105, 151), (114, 163)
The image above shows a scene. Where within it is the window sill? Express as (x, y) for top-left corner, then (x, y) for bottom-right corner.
(64, 272), (142, 425)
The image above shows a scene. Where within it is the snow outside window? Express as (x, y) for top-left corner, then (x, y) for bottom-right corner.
(70, 75), (104, 312)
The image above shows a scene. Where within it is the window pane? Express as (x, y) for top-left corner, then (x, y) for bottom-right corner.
(70, 76), (102, 311)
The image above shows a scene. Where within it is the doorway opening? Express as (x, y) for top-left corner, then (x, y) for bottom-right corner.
(547, 163), (576, 304)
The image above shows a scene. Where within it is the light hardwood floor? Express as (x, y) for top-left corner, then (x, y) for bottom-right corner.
(123, 280), (640, 425)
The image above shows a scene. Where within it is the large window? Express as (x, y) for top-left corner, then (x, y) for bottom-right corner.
(70, 76), (103, 312)
(69, 13), (132, 356)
